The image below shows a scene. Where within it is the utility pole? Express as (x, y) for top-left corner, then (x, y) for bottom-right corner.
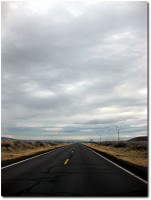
(100, 135), (101, 142)
(117, 128), (120, 141)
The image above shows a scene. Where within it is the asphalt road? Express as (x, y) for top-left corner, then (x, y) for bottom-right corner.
(1, 143), (148, 197)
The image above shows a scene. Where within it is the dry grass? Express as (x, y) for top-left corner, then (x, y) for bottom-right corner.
(83, 141), (148, 170)
(1, 140), (70, 161)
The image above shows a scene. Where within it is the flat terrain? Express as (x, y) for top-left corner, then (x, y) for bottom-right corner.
(1, 140), (69, 165)
(2, 143), (147, 197)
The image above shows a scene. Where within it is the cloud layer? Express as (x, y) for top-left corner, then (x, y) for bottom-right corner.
(2, 1), (148, 141)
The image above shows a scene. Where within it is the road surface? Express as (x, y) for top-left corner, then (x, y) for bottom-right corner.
(1, 143), (148, 196)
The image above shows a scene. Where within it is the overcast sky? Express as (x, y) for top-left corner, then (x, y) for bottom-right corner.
(2, 1), (148, 141)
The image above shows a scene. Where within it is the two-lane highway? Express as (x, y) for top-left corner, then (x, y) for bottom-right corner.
(1, 143), (148, 196)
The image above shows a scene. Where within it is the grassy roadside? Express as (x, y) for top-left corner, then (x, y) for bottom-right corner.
(1, 140), (71, 166)
(83, 141), (148, 172)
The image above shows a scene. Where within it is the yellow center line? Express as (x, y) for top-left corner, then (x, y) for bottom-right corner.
(64, 159), (69, 165)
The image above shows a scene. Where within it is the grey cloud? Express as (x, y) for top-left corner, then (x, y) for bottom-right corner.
(2, 1), (148, 141)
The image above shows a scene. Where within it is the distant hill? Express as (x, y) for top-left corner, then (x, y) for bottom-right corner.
(1, 137), (75, 143)
(1, 137), (19, 141)
(129, 136), (148, 141)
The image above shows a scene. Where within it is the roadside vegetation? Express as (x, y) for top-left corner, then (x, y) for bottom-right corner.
(83, 141), (148, 171)
(1, 140), (70, 163)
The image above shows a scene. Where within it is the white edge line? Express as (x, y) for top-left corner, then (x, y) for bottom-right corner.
(84, 145), (148, 185)
(1, 146), (66, 170)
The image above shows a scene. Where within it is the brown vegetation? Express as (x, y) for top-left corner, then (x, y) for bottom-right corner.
(1, 140), (70, 162)
(83, 141), (148, 171)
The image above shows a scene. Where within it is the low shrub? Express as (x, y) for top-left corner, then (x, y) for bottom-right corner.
(1, 141), (14, 148)
(114, 141), (127, 148)
(128, 142), (148, 151)
(101, 142), (114, 146)
(35, 141), (47, 147)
